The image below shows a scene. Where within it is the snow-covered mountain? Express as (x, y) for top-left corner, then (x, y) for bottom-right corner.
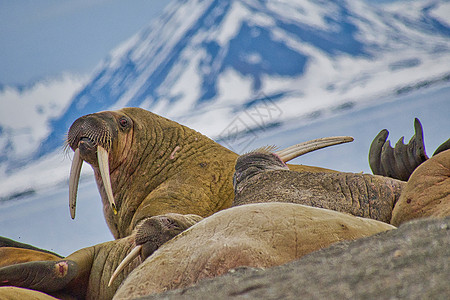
(0, 0), (449, 197)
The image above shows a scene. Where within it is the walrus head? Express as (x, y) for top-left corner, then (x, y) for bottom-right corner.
(233, 136), (354, 194)
(67, 110), (134, 219)
(66, 107), (243, 239)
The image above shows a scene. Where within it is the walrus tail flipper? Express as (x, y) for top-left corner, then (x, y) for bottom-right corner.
(369, 118), (428, 181)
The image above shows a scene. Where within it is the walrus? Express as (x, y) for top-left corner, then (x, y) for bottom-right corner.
(66, 107), (352, 239)
(0, 214), (201, 299)
(391, 149), (450, 226)
(1, 121), (353, 299)
(112, 203), (395, 299)
(232, 148), (404, 223)
(0, 237), (62, 268)
(0, 286), (60, 300)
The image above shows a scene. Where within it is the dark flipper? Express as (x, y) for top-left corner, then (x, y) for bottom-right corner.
(433, 138), (450, 156)
(369, 118), (428, 181)
(0, 260), (78, 293)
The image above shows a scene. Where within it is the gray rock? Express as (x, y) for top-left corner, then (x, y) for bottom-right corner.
(138, 216), (450, 300)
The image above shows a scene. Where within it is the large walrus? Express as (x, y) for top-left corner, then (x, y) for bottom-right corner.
(66, 107), (345, 239)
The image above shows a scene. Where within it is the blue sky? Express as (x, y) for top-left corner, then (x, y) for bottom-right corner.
(0, 0), (168, 86)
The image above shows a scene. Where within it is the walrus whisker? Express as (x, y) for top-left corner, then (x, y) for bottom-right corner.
(275, 136), (354, 162)
(69, 148), (83, 219)
(97, 146), (118, 215)
(108, 245), (142, 287)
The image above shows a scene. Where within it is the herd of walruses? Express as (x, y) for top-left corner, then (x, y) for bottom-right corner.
(1, 108), (448, 299)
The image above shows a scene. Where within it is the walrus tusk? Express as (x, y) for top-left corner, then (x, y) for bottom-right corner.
(97, 146), (118, 215)
(108, 245), (143, 287)
(69, 148), (83, 219)
(276, 136), (354, 162)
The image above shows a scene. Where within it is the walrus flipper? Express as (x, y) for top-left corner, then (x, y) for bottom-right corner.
(369, 118), (428, 181)
(0, 260), (78, 292)
(433, 138), (450, 156)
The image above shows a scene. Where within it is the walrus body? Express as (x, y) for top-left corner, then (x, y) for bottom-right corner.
(233, 152), (404, 223)
(391, 149), (450, 226)
(113, 203), (395, 299)
(0, 248), (61, 268)
(0, 286), (60, 300)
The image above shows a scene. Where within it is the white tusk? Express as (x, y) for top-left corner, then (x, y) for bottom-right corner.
(108, 245), (142, 287)
(97, 146), (118, 215)
(69, 148), (83, 219)
(275, 136), (354, 162)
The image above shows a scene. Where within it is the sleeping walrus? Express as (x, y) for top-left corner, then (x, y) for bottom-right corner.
(112, 203), (395, 299)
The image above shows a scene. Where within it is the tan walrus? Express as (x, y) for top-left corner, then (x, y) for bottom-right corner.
(66, 107), (351, 238)
(1, 107), (354, 299)
(0, 286), (60, 300)
(391, 149), (450, 226)
(0, 214), (201, 299)
(112, 203), (395, 299)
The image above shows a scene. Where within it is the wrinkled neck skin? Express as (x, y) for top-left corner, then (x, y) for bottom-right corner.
(93, 109), (237, 239)
(65, 236), (137, 300)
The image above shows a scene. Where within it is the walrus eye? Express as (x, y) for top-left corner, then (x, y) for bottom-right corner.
(119, 117), (129, 128)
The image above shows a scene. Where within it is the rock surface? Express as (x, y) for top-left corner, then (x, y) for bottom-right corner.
(140, 216), (449, 300)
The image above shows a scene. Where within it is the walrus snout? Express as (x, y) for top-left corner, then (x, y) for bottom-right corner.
(67, 113), (117, 152)
(67, 112), (125, 220)
(108, 213), (203, 287)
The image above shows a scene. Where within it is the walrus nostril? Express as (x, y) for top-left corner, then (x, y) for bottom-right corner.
(79, 137), (96, 147)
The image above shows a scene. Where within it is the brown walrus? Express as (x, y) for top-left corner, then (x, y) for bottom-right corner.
(0, 214), (200, 299)
(1, 109), (353, 299)
(0, 286), (60, 300)
(112, 203), (395, 299)
(232, 149), (404, 223)
(66, 107), (350, 239)
(0, 248), (60, 268)
(0, 237), (62, 268)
